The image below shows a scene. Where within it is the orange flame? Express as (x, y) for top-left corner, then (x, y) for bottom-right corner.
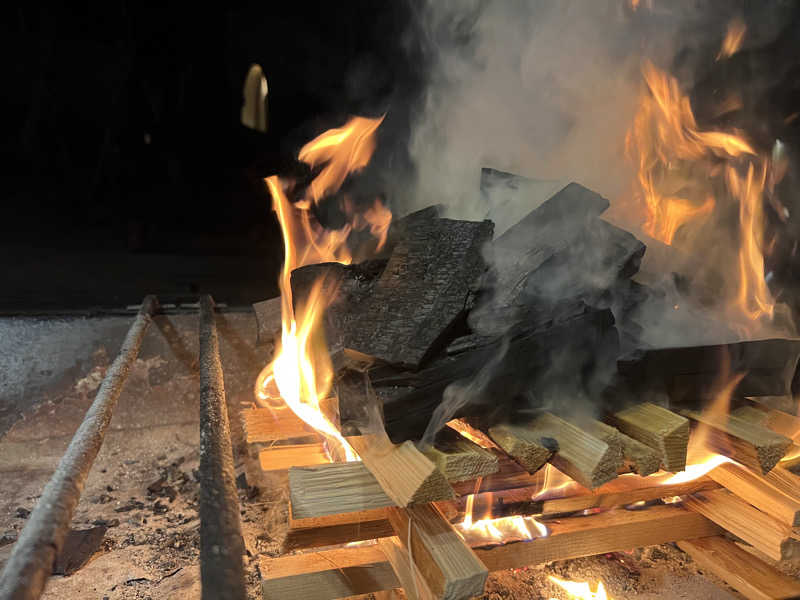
(717, 18), (747, 61)
(548, 576), (611, 600)
(255, 116), (390, 461)
(627, 60), (776, 327)
(457, 480), (548, 545)
(663, 362), (742, 485)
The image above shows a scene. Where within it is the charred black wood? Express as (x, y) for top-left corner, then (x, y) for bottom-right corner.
(291, 213), (493, 369)
(378, 305), (619, 443)
(618, 338), (800, 403)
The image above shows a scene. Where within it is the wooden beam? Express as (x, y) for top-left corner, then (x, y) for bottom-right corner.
(289, 462), (393, 522)
(348, 435), (455, 506)
(386, 504), (487, 600)
(609, 403), (689, 471)
(285, 473), (719, 551)
(378, 537), (435, 600)
(678, 536), (800, 600)
(684, 489), (800, 561)
(260, 505), (719, 599)
(260, 545), (399, 600)
(682, 410), (791, 474)
(420, 427), (499, 483)
(733, 404), (800, 459)
(243, 398), (339, 444)
(475, 504), (719, 572)
(242, 407), (313, 443)
(708, 462), (800, 527)
(575, 418), (660, 477)
(259, 443), (330, 472)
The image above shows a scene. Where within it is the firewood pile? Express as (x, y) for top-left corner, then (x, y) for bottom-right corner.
(246, 171), (800, 600)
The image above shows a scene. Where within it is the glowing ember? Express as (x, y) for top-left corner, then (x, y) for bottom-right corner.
(255, 116), (390, 462)
(717, 18), (747, 61)
(661, 495), (684, 504)
(548, 576), (612, 600)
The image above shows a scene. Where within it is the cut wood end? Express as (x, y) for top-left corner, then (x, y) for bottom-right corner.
(487, 424), (554, 472)
(409, 467), (457, 504)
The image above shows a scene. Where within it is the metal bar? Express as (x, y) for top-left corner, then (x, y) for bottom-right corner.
(0, 296), (158, 600)
(198, 295), (247, 600)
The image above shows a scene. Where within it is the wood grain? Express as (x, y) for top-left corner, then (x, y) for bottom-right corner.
(678, 536), (800, 600)
(609, 403), (689, 471)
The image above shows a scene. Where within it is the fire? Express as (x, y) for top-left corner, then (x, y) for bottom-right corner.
(457, 481), (548, 545)
(548, 576), (611, 600)
(532, 464), (581, 501)
(717, 18), (747, 61)
(255, 116), (390, 461)
(663, 365), (742, 484)
(627, 60), (776, 326)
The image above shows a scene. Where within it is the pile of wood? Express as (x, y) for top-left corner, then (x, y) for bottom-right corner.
(243, 394), (800, 600)
(246, 174), (800, 599)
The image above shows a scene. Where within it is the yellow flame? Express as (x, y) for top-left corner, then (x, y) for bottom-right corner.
(255, 116), (390, 462)
(717, 18), (747, 61)
(549, 576), (612, 600)
(457, 481), (548, 545)
(532, 464), (581, 501)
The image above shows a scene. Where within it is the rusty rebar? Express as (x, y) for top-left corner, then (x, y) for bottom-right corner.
(0, 296), (158, 600)
(198, 295), (247, 600)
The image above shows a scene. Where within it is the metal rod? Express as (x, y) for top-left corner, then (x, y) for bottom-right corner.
(198, 295), (247, 600)
(0, 296), (158, 600)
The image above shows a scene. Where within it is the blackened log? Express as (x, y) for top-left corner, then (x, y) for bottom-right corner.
(618, 338), (800, 402)
(380, 305), (619, 443)
(291, 214), (493, 369)
(520, 219), (645, 305)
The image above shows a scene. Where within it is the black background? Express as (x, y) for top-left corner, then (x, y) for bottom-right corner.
(3, 1), (800, 311)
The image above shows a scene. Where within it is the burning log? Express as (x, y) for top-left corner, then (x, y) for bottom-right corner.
(708, 462), (800, 527)
(379, 304), (618, 443)
(292, 210), (493, 370)
(677, 536), (800, 600)
(347, 435), (456, 506)
(284, 473), (721, 552)
(608, 403), (690, 472)
(420, 427), (499, 483)
(242, 398), (339, 443)
(386, 504), (488, 600)
(681, 410), (791, 474)
(685, 489), (800, 561)
(617, 338), (800, 400)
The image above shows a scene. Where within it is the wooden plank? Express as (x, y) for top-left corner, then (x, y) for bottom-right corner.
(734, 404), (800, 459)
(386, 504), (488, 600)
(260, 505), (719, 599)
(260, 545), (399, 600)
(242, 407), (314, 443)
(685, 489), (800, 561)
(378, 537), (436, 600)
(290, 462), (393, 522)
(682, 410), (791, 474)
(259, 443), (330, 472)
(678, 536), (800, 600)
(348, 435), (455, 506)
(421, 427), (499, 483)
(475, 504), (719, 572)
(708, 462), (800, 526)
(285, 473), (719, 551)
(609, 403), (689, 471)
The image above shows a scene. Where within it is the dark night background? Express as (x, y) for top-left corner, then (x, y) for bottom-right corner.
(3, 1), (800, 312)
